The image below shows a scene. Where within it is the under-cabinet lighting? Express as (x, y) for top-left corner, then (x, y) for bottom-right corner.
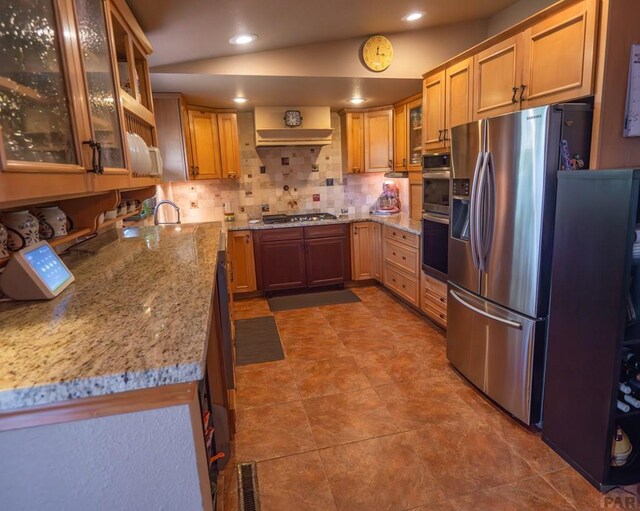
(229, 34), (257, 45)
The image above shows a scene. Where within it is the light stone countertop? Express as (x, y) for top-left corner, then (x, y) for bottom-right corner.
(225, 212), (422, 235)
(0, 223), (222, 412)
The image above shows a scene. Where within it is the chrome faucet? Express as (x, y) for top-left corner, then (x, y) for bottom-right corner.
(154, 200), (181, 225)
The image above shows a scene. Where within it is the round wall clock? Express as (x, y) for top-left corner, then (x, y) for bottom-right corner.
(361, 35), (393, 72)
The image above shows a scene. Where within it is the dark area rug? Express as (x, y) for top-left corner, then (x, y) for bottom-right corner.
(234, 316), (284, 366)
(267, 289), (361, 312)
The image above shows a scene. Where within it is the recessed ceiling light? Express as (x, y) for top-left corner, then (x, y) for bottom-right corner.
(349, 97), (366, 105)
(233, 97), (248, 104)
(229, 34), (257, 45)
(402, 11), (425, 22)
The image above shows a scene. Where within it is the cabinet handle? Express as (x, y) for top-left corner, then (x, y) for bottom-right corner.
(82, 139), (103, 174)
(388, 160), (392, 168)
(443, 129), (448, 142)
(519, 84), (526, 104)
(245, 235), (250, 244)
(194, 166), (200, 176)
(354, 227), (358, 235)
(402, 158), (407, 167)
(511, 87), (518, 103)
(438, 129), (443, 142)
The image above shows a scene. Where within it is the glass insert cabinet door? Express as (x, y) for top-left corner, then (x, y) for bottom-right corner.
(0, 0), (81, 170)
(408, 102), (423, 166)
(75, 0), (125, 170)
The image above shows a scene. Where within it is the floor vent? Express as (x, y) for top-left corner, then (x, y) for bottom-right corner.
(237, 462), (261, 511)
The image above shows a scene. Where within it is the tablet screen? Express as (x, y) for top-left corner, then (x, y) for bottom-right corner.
(23, 243), (72, 293)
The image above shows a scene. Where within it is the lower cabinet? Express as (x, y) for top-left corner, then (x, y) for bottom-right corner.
(421, 272), (447, 328)
(254, 225), (350, 292)
(227, 230), (257, 294)
(382, 226), (420, 306)
(351, 221), (382, 281)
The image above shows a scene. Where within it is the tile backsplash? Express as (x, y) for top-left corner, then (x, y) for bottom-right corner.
(156, 112), (409, 223)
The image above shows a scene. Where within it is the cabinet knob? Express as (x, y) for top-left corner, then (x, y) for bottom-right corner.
(402, 256), (406, 260)
(392, 252), (396, 256)
(439, 314), (445, 320)
(439, 297), (445, 303)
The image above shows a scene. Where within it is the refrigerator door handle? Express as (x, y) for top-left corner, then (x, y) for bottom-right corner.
(475, 151), (491, 271)
(449, 289), (523, 330)
(469, 151), (484, 269)
(481, 151), (496, 269)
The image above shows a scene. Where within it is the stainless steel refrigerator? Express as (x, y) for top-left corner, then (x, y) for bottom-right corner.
(447, 104), (592, 425)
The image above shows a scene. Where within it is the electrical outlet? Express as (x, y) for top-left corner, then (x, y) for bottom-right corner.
(261, 204), (270, 213)
(313, 194), (320, 202)
(326, 178), (334, 186)
(190, 201), (198, 209)
(281, 157), (289, 166)
(340, 208), (349, 214)
(260, 166), (266, 174)
(240, 206), (245, 213)
(311, 164), (319, 172)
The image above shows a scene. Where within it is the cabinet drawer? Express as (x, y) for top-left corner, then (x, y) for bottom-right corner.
(304, 223), (348, 239)
(384, 240), (419, 277)
(424, 286), (447, 314)
(384, 226), (419, 248)
(384, 264), (419, 306)
(257, 227), (304, 242)
(423, 273), (447, 297)
(423, 301), (447, 327)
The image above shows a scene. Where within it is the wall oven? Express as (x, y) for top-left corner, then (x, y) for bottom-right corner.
(422, 153), (450, 281)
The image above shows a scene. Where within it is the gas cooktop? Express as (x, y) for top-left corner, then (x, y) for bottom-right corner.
(262, 213), (338, 224)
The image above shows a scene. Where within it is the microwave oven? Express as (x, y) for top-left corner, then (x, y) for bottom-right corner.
(422, 153), (451, 217)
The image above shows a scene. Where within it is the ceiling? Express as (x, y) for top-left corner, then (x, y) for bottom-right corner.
(127, 0), (523, 109)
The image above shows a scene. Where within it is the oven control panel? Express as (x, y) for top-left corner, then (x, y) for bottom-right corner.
(452, 179), (470, 197)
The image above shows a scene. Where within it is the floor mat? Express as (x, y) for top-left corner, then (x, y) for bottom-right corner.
(267, 289), (361, 312)
(235, 316), (284, 366)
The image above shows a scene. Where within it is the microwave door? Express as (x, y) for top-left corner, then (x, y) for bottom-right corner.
(449, 119), (484, 295)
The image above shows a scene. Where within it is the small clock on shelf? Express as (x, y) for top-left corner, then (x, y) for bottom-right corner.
(361, 35), (393, 72)
(284, 110), (302, 127)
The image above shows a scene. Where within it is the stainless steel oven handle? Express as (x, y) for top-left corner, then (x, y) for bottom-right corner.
(449, 289), (523, 330)
(422, 212), (450, 224)
(422, 171), (451, 179)
(469, 151), (484, 269)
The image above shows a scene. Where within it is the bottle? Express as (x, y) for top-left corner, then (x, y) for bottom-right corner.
(625, 393), (640, 408)
(621, 382), (632, 395)
(627, 377), (640, 394)
(618, 400), (631, 413)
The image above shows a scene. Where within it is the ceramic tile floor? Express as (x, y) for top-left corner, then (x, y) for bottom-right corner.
(220, 285), (633, 511)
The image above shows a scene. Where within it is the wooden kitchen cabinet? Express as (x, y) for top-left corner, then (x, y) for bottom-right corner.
(364, 107), (393, 173)
(521, 0), (597, 108)
(423, 59), (473, 151)
(153, 93), (191, 181)
(340, 107), (393, 173)
(187, 108), (240, 180)
(382, 226), (420, 306)
(255, 233), (307, 292)
(473, 0), (596, 119)
(409, 172), (423, 221)
(421, 271), (447, 329)
(228, 230), (257, 294)
(254, 224), (350, 292)
(423, 71), (446, 152)
(351, 221), (382, 281)
(340, 111), (365, 173)
(393, 94), (422, 172)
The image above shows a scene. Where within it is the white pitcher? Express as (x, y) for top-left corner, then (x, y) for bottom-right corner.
(35, 206), (70, 239)
(1, 210), (39, 251)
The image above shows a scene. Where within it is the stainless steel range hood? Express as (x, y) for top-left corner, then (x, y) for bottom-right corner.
(254, 106), (333, 147)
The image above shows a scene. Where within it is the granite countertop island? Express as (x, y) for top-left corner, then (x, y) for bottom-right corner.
(226, 211), (422, 235)
(0, 222), (222, 412)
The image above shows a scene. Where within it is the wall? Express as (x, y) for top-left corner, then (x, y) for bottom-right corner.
(157, 112), (409, 224)
(486, 0), (558, 36)
(0, 405), (206, 511)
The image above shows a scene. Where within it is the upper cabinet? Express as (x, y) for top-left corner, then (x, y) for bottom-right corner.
(393, 94), (422, 172)
(340, 107), (393, 174)
(520, 0), (597, 108)
(423, 58), (473, 151)
(473, 0), (597, 120)
(340, 111), (365, 174)
(364, 108), (393, 173)
(187, 107), (240, 180)
(0, 0), (158, 204)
